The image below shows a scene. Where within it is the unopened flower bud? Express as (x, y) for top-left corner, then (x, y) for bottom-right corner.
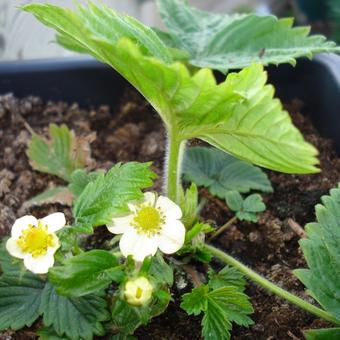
(124, 277), (153, 306)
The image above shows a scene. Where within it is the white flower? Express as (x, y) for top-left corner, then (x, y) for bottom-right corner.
(107, 192), (185, 262)
(6, 213), (66, 274)
(124, 277), (154, 306)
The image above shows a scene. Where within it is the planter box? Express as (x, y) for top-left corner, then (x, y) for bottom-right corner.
(0, 54), (339, 152)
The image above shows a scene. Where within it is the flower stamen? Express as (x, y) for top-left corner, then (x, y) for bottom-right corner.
(132, 205), (165, 236)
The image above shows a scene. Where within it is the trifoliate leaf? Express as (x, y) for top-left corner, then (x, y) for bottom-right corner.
(183, 147), (273, 199)
(225, 191), (266, 222)
(304, 327), (340, 340)
(179, 182), (199, 228)
(24, 186), (73, 208)
(40, 282), (109, 340)
(156, 0), (340, 72)
(49, 250), (124, 297)
(23, 3), (319, 174)
(73, 162), (156, 228)
(68, 169), (102, 198)
(181, 285), (253, 340)
(27, 124), (95, 182)
(294, 184), (340, 321)
(0, 272), (45, 330)
(208, 266), (246, 291)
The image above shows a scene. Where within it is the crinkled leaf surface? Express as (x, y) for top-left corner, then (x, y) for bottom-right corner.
(294, 184), (340, 321)
(27, 124), (94, 182)
(183, 147), (273, 198)
(73, 162), (155, 228)
(23, 2), (319, 174)
(0, 272), (44, 330)
(208, 266), (246, 291)
(48, 250), (124, 297)
(157, 0), (340, 72)
(68, 169), (102, 198)
(181, 285), (253, 340)
(40, 283), (109, 340)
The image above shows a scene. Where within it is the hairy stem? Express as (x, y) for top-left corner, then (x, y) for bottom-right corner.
(206, 244), (340, 325)
(166, 132), (185, 203)
(209, 216), (238, 241)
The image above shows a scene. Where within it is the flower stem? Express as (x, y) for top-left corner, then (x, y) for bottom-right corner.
(205, 244), (340, 325)
(166, 132), (184, 203)
(209, 216), (238, 241)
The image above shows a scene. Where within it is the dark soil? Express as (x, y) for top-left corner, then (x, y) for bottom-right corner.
(0, 89), (339, 340)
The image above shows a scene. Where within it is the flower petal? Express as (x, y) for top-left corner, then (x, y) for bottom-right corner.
(6, 237), (25, 259)
(120, 229), (158, 262)
(23, 250), (55, 274)
(156, 196), (182, 219)
(143, 192), (156, 206)
(158, 219), (185, 254)
(107, 215), (134, 234)
(41, 212), (66, 232)
(11, 215), (38, 238)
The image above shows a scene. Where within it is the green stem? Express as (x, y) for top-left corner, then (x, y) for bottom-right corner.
(206, 244), (340, 325)
(209, 216), (238, 241)
(166, 132), (184, 203)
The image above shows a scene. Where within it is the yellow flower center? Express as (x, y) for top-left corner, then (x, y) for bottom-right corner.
(17, 221), (55, 257)
(132, 205), (164, 236)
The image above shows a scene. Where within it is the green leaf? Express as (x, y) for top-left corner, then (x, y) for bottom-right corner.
(23, 3), (319, 174)
(225, 191), (266, 222)
(294, 184), (340, 321)
(208, 266), (246, 291)
(49, 250), (124, 297)
(184, 147), (273, 199)
(156, 0), (340, 72)
(181, 285), (253, 340)
(179, 182), (199, 228)
(149, 253), (173, 286)
(40, 282), (109, 340)
(68, 169), (102, 198)
(37, 326), (70, 340)
(304, 327), (340, 340)
(73, 162), (156, 228)
(0, 241), (23, 274)
(0, 272), (45, 330)
(24, 186), (73, 208)
(27, 124), (94, 182)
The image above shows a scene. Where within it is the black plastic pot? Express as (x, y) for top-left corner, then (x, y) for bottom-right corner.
(0, 54), (339, 152)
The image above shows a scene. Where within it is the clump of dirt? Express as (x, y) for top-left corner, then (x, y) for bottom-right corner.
(0, 90), (339, 339)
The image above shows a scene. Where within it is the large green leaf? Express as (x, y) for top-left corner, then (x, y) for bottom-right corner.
(27, 124), (94, 182)
(49, 250), (124, 297)
(304, 327), (340, 340)
(181, 285), (253, 340)
(156, 0), (340, 72)
(23, 2), (319, 174)
(183, 146), (273, 198)
(40, 283), (110, 340)
(294, 184), (340, 321)
(0, 272), (45, 330)
(73, 162), (155, 229)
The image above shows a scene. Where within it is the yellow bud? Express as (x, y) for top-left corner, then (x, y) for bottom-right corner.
(124, 277), (153, 306)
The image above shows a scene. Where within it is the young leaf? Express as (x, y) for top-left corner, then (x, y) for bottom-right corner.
(73, 162), (156, 228)
(225, 191), (266, 222)
(156, 0), (340, 72)
(68, 169), (102, 198)
(40, 282), (110, 340)
(48, 250), (124, 297)
(149, 253), (174, 286)
(179, 182), (199, 228)
(208, 266), (246, 291)
(183, 147), (272, 198)
(27, 124), (94, 182)
(0, 272), (45, 330)
(304, 327), (340, 340)
(24, 186), (73, 208)
(294, 184), (340, 321)
(23, 3), (319, 174)
(181, 285), (253, 340)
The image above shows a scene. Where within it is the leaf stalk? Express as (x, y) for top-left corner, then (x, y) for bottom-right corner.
(205, 244), (340, 325)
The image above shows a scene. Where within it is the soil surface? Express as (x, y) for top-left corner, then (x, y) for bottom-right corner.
(0, 88), (339, 340)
